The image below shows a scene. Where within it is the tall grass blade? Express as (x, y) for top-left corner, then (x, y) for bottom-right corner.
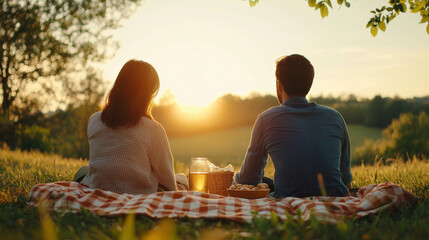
(317, 173), (327, 196)
(38, 200), (58, 240)
(119, 213), (135, 240)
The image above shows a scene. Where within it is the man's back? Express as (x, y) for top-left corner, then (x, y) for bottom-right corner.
(235, 96), (352, 198)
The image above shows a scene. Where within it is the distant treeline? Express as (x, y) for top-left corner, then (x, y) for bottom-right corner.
(311, 95), (429, 129)
(154, 94), (429, 137)
(0, 93), (428, 159)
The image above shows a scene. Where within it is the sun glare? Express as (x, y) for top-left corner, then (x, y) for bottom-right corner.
(177, 104), (210, 121)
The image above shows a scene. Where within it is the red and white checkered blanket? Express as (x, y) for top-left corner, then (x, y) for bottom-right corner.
(27, 182), (415, 223)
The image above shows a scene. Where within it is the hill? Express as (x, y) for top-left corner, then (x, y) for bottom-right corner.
(169, 124), (382, 168)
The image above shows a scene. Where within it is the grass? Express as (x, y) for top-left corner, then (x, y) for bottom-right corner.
(1, 146), (428, 239)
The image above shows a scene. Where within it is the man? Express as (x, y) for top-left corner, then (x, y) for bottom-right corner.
(234, 54), (352, 198)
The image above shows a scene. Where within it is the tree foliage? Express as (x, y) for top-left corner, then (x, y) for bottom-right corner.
(366, 0), (429, 37)
(0, 0), (142, 113)
(355, 112), (429, 164)
(247, 0), (429, 36)
(383, 111), (429, 158)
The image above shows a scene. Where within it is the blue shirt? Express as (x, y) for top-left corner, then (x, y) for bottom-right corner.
(235, 96), (352, 198)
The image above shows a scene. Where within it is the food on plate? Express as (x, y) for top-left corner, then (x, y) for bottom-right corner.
(228, 183), (269, 191)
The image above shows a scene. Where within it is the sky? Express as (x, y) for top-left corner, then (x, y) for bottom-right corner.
(100, 0), (429, 107)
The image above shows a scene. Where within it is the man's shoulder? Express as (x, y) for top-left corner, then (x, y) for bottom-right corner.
(259, 103), (341, 115)
(258, 105), (283, 118)
(313, 104), (347, 125)
(314, 103), (341, 115)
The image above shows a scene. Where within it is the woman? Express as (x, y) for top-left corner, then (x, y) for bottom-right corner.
(75, 60), (185, 194)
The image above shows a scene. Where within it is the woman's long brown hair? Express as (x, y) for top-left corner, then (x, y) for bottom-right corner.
(101, 60), (160, 128)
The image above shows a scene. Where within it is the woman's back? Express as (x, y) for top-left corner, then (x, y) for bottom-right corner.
(81, 112), (177, 194)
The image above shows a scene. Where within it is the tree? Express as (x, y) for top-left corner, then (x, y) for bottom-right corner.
(364, 95), (389, 128)
(383, 111), (429, 159)
(0, 0), (142, 113)
(247, 0), (429, 36)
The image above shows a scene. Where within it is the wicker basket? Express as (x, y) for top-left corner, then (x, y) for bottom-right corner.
(208, 171), (234, 196)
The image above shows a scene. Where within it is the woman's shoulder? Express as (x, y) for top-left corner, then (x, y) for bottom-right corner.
(88, 112), (102, 125)
(90, 111), (102, 119)
(139, 117), (164, 129)
(139, 117), (167, 135)
(87, 112), (103, 137)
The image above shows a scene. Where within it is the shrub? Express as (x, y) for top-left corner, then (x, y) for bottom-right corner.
(355, 112), (429, 164)
(16, 125), (54, 153)
(354, 139), (385, 165)
(383, 112), (429, 160)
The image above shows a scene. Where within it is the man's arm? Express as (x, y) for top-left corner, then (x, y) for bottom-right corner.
(340, 120), (353, 188)
(234, 115), (268, 186)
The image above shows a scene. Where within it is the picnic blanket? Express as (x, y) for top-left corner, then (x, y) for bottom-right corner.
(27, 181), (415, 223)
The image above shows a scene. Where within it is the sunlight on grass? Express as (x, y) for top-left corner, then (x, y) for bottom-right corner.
(142, 219), (177, 240)
(351, 157), (429, 199)
(198, 228), (230, 240)
(1, 148), (428, 239)
(0, 146), (86, 203)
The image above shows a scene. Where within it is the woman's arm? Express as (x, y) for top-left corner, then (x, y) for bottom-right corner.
(149, 123), (178, 191)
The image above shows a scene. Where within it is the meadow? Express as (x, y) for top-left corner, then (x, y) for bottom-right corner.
(169, 124), (383, 169)
(1, 135), (428, 239)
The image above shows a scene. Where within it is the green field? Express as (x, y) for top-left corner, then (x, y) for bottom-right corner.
(1, 147), (428, 239)
(169, 124), (382, 169)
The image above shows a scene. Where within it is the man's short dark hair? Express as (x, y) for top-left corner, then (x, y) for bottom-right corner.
(275, 54), (314, 97)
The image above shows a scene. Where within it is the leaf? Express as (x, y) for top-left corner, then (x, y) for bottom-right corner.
(401, 3), (407, 12)
(378, 21), (386, 32)
(270, 211), (279, 225)
(366, 21), (373, 28)
(326, 0), (333, 8)
(320, 4), (329, 18)
(345, 1), (351, 7)
(337, 0), (343, 5)
(371, 26), (378, 37)
(411, 7), (420, 13)
(308, 0), (316, 7)
(315, 2), (323, 10)
(394, 4), (401, 13)
(427, 23), (429, 35)
(249, 0), (259, 7)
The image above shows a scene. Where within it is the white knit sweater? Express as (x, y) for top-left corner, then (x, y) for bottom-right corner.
(81, 112), (177, 194)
